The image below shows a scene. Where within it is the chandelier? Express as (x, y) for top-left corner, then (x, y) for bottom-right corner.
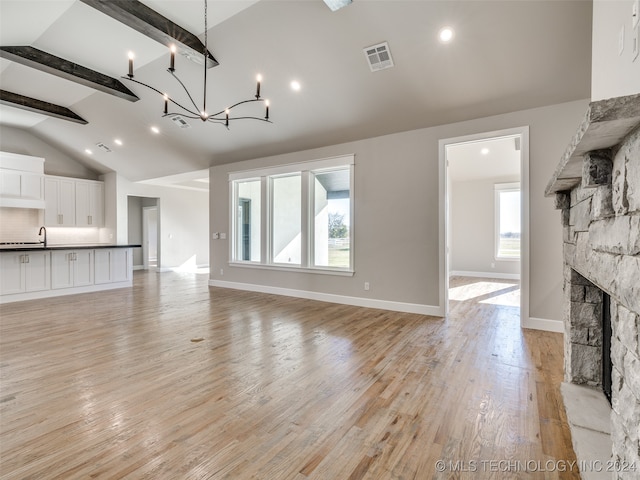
(123, 0), (270, 127)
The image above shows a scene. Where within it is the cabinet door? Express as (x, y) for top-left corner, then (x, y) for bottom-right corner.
(94, 249), (111, 284)
(58, 180), (75, 227)
(91, 183), (104, 227)
(51, 251), (73, 289)
(111, 249), (130, 282)
(24, 251), (50, 292)
(0, 253), (25, 295)
(44, 178), (60, 226)
(73, 250), (94, 287)
(75, 182), (91, 226)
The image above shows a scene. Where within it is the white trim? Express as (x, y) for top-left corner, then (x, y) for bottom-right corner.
(209, 279), (444, 316)
(0, 281), (133, 304)
(229, 261), (354, 276)
(228, 154), (355, 181)
(133, 265), (145, 271)
(523, 317), (564, 333)
(449, 270), (520, 280)
(156, 267), (173, 273)
(439, 126), (530, 326)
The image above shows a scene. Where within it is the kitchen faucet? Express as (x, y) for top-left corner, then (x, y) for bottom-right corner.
(38, 226), (47, 247)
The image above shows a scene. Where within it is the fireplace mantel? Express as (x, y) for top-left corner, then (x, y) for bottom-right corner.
(545, 93), (640, 195)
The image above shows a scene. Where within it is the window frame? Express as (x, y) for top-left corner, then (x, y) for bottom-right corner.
(228, 155), (355, 275)
(494, 182), (521, 261)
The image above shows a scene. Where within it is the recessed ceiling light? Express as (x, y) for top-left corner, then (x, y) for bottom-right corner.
(85, 149), (93, 155)
(114, 139), (123, 146)
(151, 126), (160, 134)
(438, 26), (455, 43)
(481, 148), (490, 155)
(290, 80), (301, 91)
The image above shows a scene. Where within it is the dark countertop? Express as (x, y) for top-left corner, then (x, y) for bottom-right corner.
(0, 244), (141, 252)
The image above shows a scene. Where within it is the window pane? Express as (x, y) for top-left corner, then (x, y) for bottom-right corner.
(272, 174), (301, 264)
(497, 190), (520, 258)
(313, 169), (350, 268)
(235, 179), (261, 262)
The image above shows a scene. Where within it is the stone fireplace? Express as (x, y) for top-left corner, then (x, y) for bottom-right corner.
(546, 94), (640, 479)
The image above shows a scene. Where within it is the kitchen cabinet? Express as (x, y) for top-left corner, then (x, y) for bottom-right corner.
(51, 250), (94, 289)
(0, 152), (45, 209)
(44, 177), (76, 227)
(95, 248), (131, 284)
(75, 181), (104, 227)
(0, 251), (50, 295)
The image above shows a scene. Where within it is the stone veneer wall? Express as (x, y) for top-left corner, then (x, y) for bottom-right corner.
(558, 125), (640, 479)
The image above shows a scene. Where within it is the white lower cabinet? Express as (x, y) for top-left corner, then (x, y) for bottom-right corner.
(95, 248), (131, 284)
(1, 248), (132, 302)
(50, 250), (94, 289)
(0, 251), (50, 295)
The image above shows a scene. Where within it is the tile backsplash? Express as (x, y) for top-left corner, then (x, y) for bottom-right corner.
(0, 208), (102, 244)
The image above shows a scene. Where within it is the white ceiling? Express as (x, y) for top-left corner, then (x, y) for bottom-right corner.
(447, 136), (521, 183)
(0, 0), (592, 186)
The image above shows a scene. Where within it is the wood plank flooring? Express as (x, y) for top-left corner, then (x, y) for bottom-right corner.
(0, 273), (577, 479)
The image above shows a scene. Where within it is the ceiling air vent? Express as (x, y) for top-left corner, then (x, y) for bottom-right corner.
(171, 115), (191, 129)
(95, 142), (112, 153)
(364, 42), (394, 72)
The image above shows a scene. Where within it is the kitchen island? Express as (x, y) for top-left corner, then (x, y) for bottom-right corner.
(0, 244), (140, 303)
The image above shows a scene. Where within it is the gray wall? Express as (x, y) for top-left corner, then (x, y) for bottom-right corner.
(210, 99), (590, 321)
(0, 126), (100, 180)
(451, 177), (520, 276)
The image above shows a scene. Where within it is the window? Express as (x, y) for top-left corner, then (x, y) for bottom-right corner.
(230, 155), (354, 273)
(495, 183), (521, 260)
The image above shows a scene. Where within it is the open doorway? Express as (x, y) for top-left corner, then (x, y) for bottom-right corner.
(127, 196), (160, 271)
(439, 127), (529, 325)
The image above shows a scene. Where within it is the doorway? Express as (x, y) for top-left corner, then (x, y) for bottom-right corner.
(439, 126), (529, 325)
(143, 206), (158, 269)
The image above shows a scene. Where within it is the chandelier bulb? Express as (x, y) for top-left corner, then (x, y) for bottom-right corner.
(169, 45), (176, 71)
(127, 51), (135, 78)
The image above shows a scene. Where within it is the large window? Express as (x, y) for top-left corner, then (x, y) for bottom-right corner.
(495, 183), (521, 260)
(230, 155), (354, 273)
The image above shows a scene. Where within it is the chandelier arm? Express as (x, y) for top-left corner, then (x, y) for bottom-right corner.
(168, 70), (202, 113)
(209, 98), (264, 118)
(122, 76), (200, 117)
(210, 116), (272, 122)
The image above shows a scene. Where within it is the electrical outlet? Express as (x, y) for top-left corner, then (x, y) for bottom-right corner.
(220, 268), (224, 276)
(364, 282), (370, 291)
(212, 232), (219, 239)
(220, 233), (227, 240)
(491, 262), (496, 269)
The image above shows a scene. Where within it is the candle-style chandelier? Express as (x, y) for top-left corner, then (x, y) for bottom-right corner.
(123, 0), (270, 128)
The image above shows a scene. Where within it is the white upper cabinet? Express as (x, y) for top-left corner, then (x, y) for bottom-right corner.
(45, 175), (104, 228)
(45, 177), (76, 227)
(75, 181), (104, 227)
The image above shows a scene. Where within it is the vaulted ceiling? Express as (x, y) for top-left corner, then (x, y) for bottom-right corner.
(0, 0), (592, 186)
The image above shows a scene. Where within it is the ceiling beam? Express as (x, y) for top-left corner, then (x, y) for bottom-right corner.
(79, 0), (219, 69)
(0, 46), (139, 102)
(0, 90), (88, 124)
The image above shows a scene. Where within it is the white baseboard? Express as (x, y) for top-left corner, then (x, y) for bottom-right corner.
(133, 265), (145, 271)
(450, 270), (520, 280)
(523, 317), (564, 333)
(209, 279), (444, 316)
(0, 281), (133, 304)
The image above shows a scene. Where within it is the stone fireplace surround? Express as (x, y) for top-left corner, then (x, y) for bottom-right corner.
(546, 94), (640, 479)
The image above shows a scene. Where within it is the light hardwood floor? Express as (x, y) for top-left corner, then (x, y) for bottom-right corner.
(0, 273), (577, 479)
